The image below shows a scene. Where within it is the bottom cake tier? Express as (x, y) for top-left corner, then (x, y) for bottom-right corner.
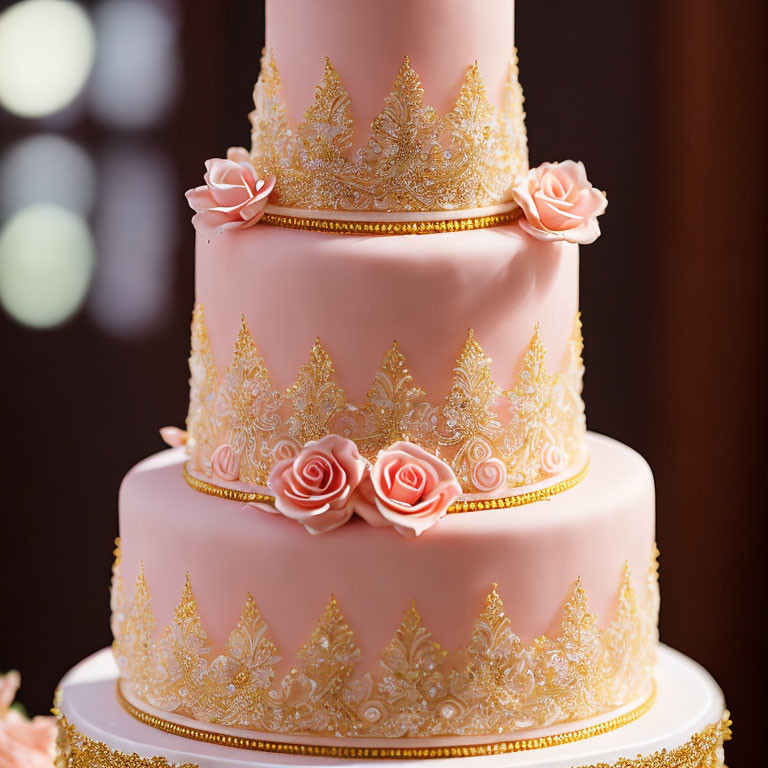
(55, 646), (729, 767)
(113, 433), (659, 747)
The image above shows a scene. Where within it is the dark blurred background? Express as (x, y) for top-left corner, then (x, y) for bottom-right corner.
(0, 0), (766, 763)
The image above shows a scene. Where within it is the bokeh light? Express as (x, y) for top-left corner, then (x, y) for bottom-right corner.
(0, 134), (97, 218)
(88, 144), (175, 337)
(0, 0), (95, 118)
(90, 0), (179, 129)
(0, 204), (95, 328)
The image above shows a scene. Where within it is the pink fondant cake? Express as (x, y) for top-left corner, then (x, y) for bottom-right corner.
(54, 0), (730, 765)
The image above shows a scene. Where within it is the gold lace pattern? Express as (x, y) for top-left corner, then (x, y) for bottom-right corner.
(186, 307), (587, 494)
(55, 709), (195, 768)
(249, 51), (528, 215)
(112, 547), (659, 740)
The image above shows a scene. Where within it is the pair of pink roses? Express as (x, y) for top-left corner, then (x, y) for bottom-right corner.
(0, 672), (56, 768)
(267, 436), (462, 538)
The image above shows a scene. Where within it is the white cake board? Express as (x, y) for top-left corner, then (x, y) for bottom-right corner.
(57, 645), (725, 767)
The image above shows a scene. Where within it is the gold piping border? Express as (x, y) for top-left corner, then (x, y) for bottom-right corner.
(182, 459), (589, 514)
(260, 208), (522, 236)
(117, 681), (655, 761)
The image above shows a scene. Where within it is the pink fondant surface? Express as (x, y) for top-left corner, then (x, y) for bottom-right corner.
(118, 433), (655, 678)
(196, 222), (578, 402)
(266, 0), (516, 146)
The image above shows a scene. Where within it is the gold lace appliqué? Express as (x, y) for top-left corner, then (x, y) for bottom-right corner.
(185, 305), (217, 475)
(112, 550), (658, 740)
(219, 319), (286, 485)
(55, 710), (197, 768)
(185, 307), (587, 495)
(249, 51), (528, 214)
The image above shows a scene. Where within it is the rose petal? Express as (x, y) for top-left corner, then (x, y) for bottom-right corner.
(191, 209), (244, 235)
(185, 185), (217, 213)
(564, 217), (602, 245)
(389, 464), (428, 505)
(0, 672), (20, 715)
(226, 146), (251, 164)
(159, 426), (188, 448)
(518, 217), (566, 242)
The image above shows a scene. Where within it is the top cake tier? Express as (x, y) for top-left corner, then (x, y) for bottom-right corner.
(252, 0), (526, 220)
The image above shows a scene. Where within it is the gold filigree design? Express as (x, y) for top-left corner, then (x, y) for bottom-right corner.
(56, 711), (197, 767)
(219, 318), (286, 485)
(186, 309), (587, 494)
(286, 339), (347, 443)
(113, 552), (658, 741)
(249, 51), (528, 215)
(207, 594), (279, 727)
(185, 305), (218, 473)
(360, 602), (449, 737)
(503, 324), (556, 485)
(331, 341), (427, 455)
(576, 712), (731, 768)
(440, 330), (502, 445)
(436, 330), (503, 489)
(553, 312), (587, 460)
(109, 539), (124, 644)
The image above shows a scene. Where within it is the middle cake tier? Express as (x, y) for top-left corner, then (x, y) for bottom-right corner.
(114, 432), (657, 746)
(187, 222), (585, 499)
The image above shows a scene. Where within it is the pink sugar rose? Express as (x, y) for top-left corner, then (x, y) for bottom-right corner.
(186, 146), (275, 235)
(351, 442), (462, 538)
(268, 435), (369, 535)
(0, 672), (56, 768)
(159, 426), (188, 448)
(540, 442), (568, 476)
(513, 161), (607, 244)
(211, 443), (240, 482)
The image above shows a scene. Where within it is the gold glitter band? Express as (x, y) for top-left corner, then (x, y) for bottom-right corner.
(260, 208), (522, 236)
(116, 682), (656, 761)
(182, 459), (589, 514)
(53, 689), (196, 768)
(182, 464), (274, 504)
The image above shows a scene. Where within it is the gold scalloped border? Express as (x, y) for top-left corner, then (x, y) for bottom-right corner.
(53, 690), (197, 768)
(116, 682), (656, 760)
(182, 459), (589, 514)
(260, 207), (522, 236)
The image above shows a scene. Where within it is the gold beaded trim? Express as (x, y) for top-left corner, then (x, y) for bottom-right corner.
(182, 459), (589, 514)
(448, 459), (589, 512)
(116, 682), (655, 761)
(182, 464), (273, 504)
(260, 208), (522, 236)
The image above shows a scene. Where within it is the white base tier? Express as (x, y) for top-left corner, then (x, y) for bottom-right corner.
(56, 645), (729, 767)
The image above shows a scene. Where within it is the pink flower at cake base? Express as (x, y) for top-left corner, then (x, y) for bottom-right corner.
(268, 435), (369, 535)
(512, 160), (607, 244)
(351, 442), (462, 538)
(211, 444), (240, 482)
(186, 147), (275, 236)
(0, 672), (56, 768)
(541, 442), (567, 475)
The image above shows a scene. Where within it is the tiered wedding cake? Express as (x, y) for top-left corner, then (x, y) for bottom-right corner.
(55, 1), (730, 766)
